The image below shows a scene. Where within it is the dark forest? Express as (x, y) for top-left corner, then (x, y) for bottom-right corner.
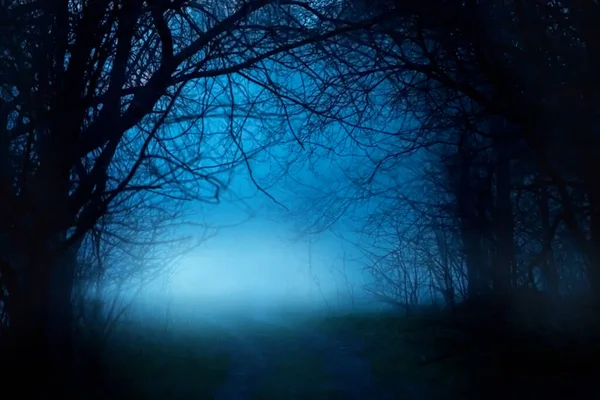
(1, 0), (600, 398)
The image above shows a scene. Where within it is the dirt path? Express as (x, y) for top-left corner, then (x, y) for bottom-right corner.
(210, 315), (410, 400)
(212, 323), (271, 400)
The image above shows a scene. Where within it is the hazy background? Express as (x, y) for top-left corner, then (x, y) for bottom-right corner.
(121, 144), (394, 326)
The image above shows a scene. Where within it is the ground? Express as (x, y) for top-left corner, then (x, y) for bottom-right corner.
(83, 307), (600, 399)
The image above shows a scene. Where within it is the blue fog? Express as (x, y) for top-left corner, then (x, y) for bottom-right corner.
(89, 66), (419, 328)
(101, 146), (400, 327)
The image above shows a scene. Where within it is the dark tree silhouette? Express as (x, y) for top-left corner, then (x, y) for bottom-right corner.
(3, 0), (600, 396)
(294, 0), (600, 307)
(275, 3), (600, 394)
(0, 0), (379, 393)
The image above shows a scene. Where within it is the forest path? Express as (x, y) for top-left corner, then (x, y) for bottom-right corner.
(210, 313), (420, 400)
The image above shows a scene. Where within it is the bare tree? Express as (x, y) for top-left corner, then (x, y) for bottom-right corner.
(264, 1), (600, 333)
(0, 0), (382, 392)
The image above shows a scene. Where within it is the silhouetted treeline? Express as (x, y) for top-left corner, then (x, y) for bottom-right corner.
(1, 0), (600, 396)
(333, 0), (600, 312)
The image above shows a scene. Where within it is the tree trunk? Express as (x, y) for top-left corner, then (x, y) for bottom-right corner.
(586, 187), (600, 305)
(457, 161), (488, 299)
(538, 187), (560, 297)
(433, 229), (456, 309)
(5, 238), (78, 396)
(492, 140), (514, 298)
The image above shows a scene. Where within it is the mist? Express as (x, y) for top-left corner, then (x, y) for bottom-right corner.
(6, 1), (600, 398)
(103, 215), (389, 334)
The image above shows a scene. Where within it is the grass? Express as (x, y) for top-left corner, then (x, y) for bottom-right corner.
(79, 320), (232, 399)
(74, 304), (600, 399)
(299, 310), (472, 398)
(240, 310), (467, 399)
(250, 351), (343, 399)
(297, 305), (600, 399)
(222, 317), (346, 399)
